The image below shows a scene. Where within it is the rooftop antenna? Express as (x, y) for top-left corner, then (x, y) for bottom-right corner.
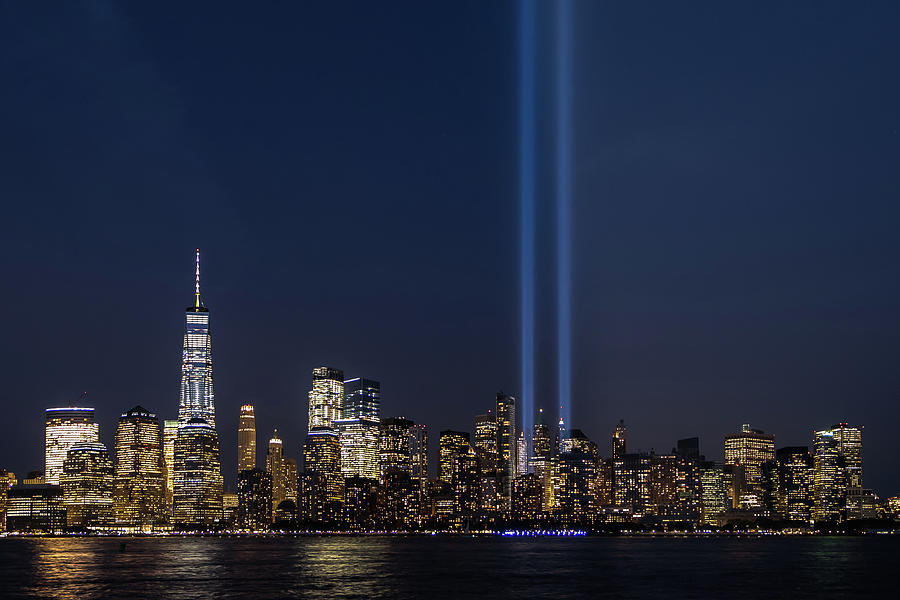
(72, 391), (87, 408)
(194, 248), (201, 308)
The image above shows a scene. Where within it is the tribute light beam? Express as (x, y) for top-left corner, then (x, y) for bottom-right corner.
(556, 0), (573, 431)
(519, 0), (537, 465)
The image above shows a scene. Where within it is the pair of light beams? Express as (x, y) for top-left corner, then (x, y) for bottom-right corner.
(520, 0), (572, 454)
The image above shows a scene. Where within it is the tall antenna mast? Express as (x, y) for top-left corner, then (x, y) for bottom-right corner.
(195, 248), (201, 308)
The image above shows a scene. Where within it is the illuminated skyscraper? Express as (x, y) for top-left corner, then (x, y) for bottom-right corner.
(724, 424), (775, 509)
(612, 420), (627, 505)
(495, 392), (517, 506)
(284, 458), (298, 503)
(516, 431), (528, 476)
(300, 427), (344, 523)
(61, 442), (115, 528)
(812, 424), (863, 522)
(343, 378), (380, 420)
(173, 418), (223, 527)
(774, 446), (812, 523)
(439, 431), (479, 515)
(44, 407), (100, 485)
(474, 412), (498, 475)
(308, 367), (344, 430)
(699, 461), (727, 526)
(163, 419), (178, 511)
(179, 249), (216, 428)
(238, 405), (257, 472)
(113, 406), (166, 527)
(267, 430), (285, 515)
(336, 376), (381, 480)
(379, 417), (414, 482)
(409, 423), (428, 486)
(335, 418), (381, 480)
(531, 411), (555, 512)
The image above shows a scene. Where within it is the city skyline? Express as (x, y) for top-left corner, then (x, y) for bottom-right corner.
(0, 252), (893, 498)
(2, 2), (900, 502)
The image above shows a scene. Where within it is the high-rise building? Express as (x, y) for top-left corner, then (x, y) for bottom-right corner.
(237, 468), (272, 530)
(113, 406), (166, 527)
(335, 417), (381, 480)
(409, 423), (428, 487)
(300, 427), (344, 523)
(611, 420), (627, 505)
(343, 378), (380, 420)
(774, 446), (812, 523)
(530, 411), (556, 513)
(439, 431), (479, 515)
(474, 412), (498, 511)
(336, 377), (380, 481)
(379, 417), (414, 482)
(558, 449), (597, 525)
(516, 431), (528, 476)
(163, 419), (178, 512)
(308, 367), (344, 430)
(238, 405), (257, 472)
(724, 424), (775, 509)
(495, 392), (517, 506)
(61, 442), (115, 528)
(179, 249), (216, 427)
(44, 407), (100, 485)
(173, 418), (223, 527)
(699, 462), (727, 527)
(284, 457), (298, 503)
(0, 469), (7, 532)
(267, 430), (285, 516)
(812, 424), (863, 522)
(173, 251), (222, 527)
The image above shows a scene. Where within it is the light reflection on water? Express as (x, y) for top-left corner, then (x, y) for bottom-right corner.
(0, 536), (895, 599)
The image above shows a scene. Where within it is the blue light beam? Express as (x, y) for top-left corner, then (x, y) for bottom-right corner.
(519, 0), (537, 465)
(556, 0), (573, 431)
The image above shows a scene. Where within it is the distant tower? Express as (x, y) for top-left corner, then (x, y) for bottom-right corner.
(612, 420), (627, 505)
(308, 367), (344, 430)
(113, 406), (166, 527)
(495, 392), (517, 506)
(267, 430), (285, 515)
(238, 405), (257, 472)
(45, 406), (100, 485)
(300, 428), (344, 523)
(179, 249), (216, 427)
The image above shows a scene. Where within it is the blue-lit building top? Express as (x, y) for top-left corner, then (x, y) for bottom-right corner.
(179, 249), (215, 428)
(342, 378), (380, 421)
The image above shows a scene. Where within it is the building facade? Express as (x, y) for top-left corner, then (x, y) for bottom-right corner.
(113, 406), (166, 526)
(238, 405), (257, 472)
(44, 407), (100, 485)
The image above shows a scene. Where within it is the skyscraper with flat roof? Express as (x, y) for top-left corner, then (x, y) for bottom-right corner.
(495, 392), (517, 506)
(308, 367), (344, 430)
(724, 424), (775, 509)
(238, 405), (257, 472)
(45, 407), (100, 485)
(114, 406), (166, 527)
(163, 419), (178, 512)
(61, 442), (115, 528)
(267, 430), (285, 516)
(343, 378), (380, 420)
(173, 418), (223, 527)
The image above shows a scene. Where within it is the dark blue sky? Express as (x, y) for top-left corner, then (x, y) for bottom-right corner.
(2, 1), (899, 496)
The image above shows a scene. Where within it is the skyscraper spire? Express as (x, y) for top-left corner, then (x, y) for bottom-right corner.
(194, 248), (201, 308)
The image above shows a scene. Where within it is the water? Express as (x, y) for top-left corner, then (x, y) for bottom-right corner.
(0, 535), (893, 599)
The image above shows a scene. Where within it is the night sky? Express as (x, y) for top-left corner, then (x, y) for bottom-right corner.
(2, 2), (899, 496)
